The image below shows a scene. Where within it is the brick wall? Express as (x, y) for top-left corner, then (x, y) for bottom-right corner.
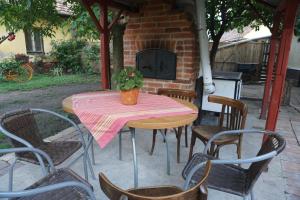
(123, 0), (199, 93)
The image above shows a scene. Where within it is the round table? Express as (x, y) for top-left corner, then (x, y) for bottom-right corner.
(62, 92), (198, 187)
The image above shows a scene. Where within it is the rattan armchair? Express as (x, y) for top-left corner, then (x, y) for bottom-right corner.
(150, 88), (197, 163)
(99, 160), (211, 200)
(183, 130), (286, 200)
(0, 147), (95, 200)
(0, 108), (95, 180)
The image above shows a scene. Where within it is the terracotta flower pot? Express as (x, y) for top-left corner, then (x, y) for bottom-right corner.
(120, 88), (140, 105)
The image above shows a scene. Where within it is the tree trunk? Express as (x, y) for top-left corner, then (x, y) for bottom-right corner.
(111, 24), (125, 89)
(209, 39), (220, 69)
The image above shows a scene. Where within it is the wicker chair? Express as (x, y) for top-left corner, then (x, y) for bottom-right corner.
(182, 130), (286, 200)
(0, 147), (95, 200)
(0, 109), (94, 180)
(150, 88), (197, 163)
(99, 160), (211, 200)
(189, 95), (248, 160)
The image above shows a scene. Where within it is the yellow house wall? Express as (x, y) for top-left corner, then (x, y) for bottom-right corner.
(0, 26), (71, 59)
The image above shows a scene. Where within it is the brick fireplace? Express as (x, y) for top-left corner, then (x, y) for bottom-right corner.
(123, 0), (199, 93)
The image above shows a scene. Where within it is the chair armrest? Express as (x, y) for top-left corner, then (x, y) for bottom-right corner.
(203, 129), (279, 154)
(183, 150), (277, 190)
(0, 147), (55, 173)
(0, 181), (95, 200)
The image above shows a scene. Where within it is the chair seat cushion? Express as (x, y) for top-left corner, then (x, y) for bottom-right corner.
(192, 126), (239, 144)
(18, 141), (82, 166)
(13, 168), (92, 200)
(182, 153), (248, 196)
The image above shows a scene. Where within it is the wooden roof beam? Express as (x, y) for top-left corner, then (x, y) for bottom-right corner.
(92, 0), (138, 12)
(255, 0), (277, 9)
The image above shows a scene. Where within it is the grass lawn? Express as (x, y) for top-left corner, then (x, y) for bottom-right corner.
(0, 74), (99, 93)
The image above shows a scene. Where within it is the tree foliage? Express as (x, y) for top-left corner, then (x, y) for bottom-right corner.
(295, 15), (300, 42)
(63, 3), (113, 40)
(206, 0), (274, 68)
(0, 0), (61, 37)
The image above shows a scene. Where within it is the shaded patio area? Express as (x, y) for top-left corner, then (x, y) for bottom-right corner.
(1, 98), (299, 200)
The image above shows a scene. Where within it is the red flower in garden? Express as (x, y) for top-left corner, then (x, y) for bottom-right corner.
(7, 32), (15, 41)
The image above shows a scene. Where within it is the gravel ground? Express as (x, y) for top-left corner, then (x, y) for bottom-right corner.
(0, 83), (100, 114)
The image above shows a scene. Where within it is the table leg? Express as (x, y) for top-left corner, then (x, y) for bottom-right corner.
(119, 131), (122, 160)
(159, 131), (170, 175)
(130, 127), (138, 188)
(176, 127), (183, 163)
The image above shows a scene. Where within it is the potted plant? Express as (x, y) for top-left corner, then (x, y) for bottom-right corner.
(0, 59), (25, 81)
(114, 67), (143, 105)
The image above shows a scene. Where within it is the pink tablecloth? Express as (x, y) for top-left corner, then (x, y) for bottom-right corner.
(72, 91), (197, 148)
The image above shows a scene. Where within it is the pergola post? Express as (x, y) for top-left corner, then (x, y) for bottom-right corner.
(100, 0), (110, 89)
(265, 0), (299, 131)
(260, 13), (281, 119)
(81, 0), (125, 90)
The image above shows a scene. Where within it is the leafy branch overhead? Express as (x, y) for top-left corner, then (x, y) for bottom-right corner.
(0, 0), (61, 37)
(295, 15), (300, 42)
(206, 0), (273, 68)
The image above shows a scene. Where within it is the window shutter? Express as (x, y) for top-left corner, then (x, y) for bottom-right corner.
(34, 31), (43, 52)
(24, 29), (33, 52)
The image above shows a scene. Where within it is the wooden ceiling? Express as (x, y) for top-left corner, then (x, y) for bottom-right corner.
(99, 0), (283, 11)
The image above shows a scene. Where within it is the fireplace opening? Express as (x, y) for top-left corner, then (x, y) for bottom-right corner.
(136, 48), (176, 80)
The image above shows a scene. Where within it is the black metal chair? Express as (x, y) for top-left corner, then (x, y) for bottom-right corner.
(0, 108), (95, 180)
(0, 147), (95, 200)
(182, 130), (286, 200)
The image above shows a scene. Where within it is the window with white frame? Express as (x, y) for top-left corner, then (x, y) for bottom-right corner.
(24, 29), (44, 54)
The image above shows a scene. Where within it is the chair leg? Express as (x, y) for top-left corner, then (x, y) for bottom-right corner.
(176, 127), (183, 163)
(188, 132), (197, 160)
(163, 129), (168, 143)
(150, 129), (157, 155)
(119, 131), (122, 160)
(209, 143), (216, 156)
(251, 189), (254, 200)
(237, 142), (242, 160)
(184, 125), (188, 147)
(91, 140), (95, 165)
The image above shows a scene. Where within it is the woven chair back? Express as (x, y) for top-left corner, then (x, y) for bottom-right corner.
(1, 109), (43, 147)
(246, 134), (286, 193)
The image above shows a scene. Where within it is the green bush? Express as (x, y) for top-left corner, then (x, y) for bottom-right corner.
(81, 43), (100, 74)
(50, 40), (99, 74)
(0, 59), (25, 77)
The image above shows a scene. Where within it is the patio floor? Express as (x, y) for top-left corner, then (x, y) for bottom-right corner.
(0, 99), (300, 200)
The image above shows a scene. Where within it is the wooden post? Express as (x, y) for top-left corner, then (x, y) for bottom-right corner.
(100, 0), (110, 89)
(265, 0), (299, 131)
(260, 13), (281, 119)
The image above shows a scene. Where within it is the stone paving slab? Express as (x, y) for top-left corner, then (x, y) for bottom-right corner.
(1, 99), (300, 200)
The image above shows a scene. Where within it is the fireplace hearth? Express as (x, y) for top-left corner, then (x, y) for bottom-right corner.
(136, 48), (176, 80)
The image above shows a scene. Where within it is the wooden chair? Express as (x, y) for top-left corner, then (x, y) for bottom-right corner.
(99, 160), (211, 200)
(150, 88), (197, 163)
(189, 95), (248, 160)
(183, 130), (286, 200)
